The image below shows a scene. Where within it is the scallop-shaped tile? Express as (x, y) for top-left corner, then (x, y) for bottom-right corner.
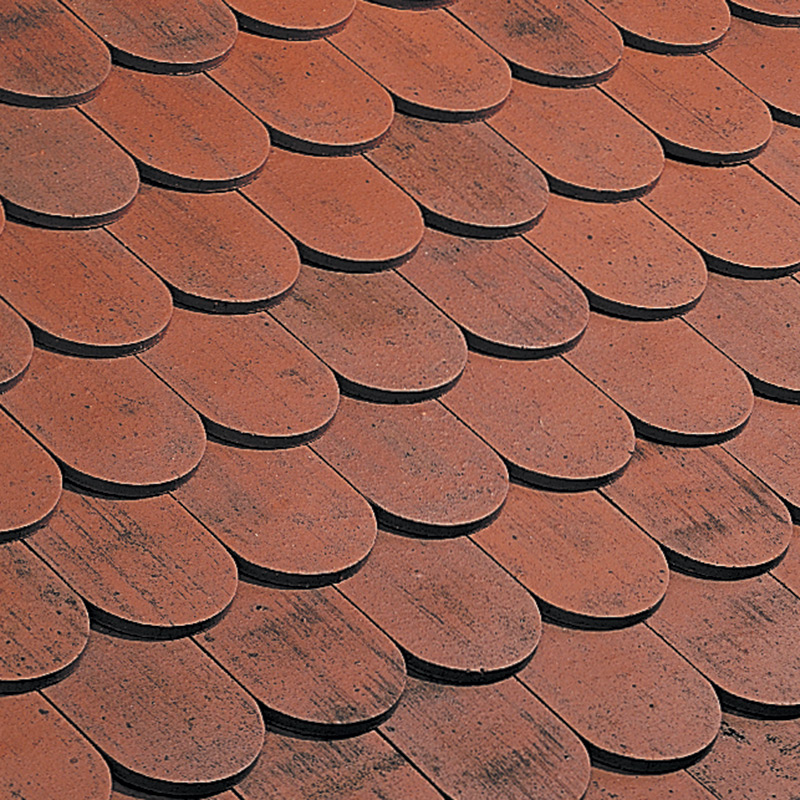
(330, 1), (511, 120)
(0, 222), (172, 356)
(366, 116), (549, 237)
(312, 396), (509, 535)
(0, 693), (112, 800)
(270, 264), (466, 401)
(586, 768), (717, 800)
(44, 631), (265, 794)
(28, 490), (237, 638)
(140, 309), (338, 446)
(172, 441), (376, 586)
(0, 349), (206, 494)
(242, 148), (423, 269)
(0, 105), (138, 227)
(602, 48), (773, 164)
(753, 122), (800, 201)
(0, 298), (33, 391)
(197, 582), (406, 737)
(527, 194), (707, 319)
(773, 525), (800, 593)
(398, 228), (588, 357)
(566, 313), (754, 444)
(108, 183), (299, 312)
(473, 485), (668, 627)
(649, 571), (800, 716)
(83, 67), (269, 190)
(728, 0), (800, 25)
(0, 0), (110, 106)
(603, 439), (792, 577)
(520, 623), (721, 770)
(381, 677), (591, 800)
(112, 788), (234, 800)
(452, 0), (623, 86)
(62, 0), (237, 73)
(225, 0), (354, 38)
(489, 81), (663, 200)
(441, 352), (635, 488)
(212, 34), (393, 155)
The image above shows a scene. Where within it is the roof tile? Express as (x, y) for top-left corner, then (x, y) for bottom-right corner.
(225, 0), (355, 39)
(772, 524), (800, 593)
(752, 121), (800, 199)
(0, 297), (33, 390)
(585, 767), (716, 799)
(728, 0), (800, 26)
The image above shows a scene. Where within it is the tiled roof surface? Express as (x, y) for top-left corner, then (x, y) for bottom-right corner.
(4, 1), (800, 798)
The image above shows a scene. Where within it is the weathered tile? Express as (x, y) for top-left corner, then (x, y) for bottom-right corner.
(225, 0), (354, 38)
(753, 122), (800, 201)
(728, 0), (800, 25)
(585, 767), (716, 799)
(0, 298), (33, 391)
(772, 525), (800, 594)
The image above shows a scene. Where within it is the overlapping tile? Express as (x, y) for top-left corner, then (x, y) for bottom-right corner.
(0, 298), (33, 390)
(753, 122), (800, 199)
(225, 0), (355, 38)
(728, 0), (800, 25)
(586, 767), (716, 799)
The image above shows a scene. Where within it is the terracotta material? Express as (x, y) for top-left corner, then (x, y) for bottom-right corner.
(213, 34), (393, 155)
(586, 768), (716, 799)
(0, 298), (33, 391)
(0, 0), (110, 106)
(753, 122), (800, 200)
(365, 116), (549, 237)
(0, 542), (89, 691)
(773, 525), (800, 594)
(381, 677), (591, 800)
(0, 349), (206, 494)
(0, 221), (172, 356)
(197, 582), (406, 736)
(340, 530), (541, 682)
(473, 485), (668, 627)
(441, 351), (635, 488)
(312, 396), (508, 535)
(29, 489), (238, 637)
(242, 147), (424, 269)
(398, 228), (588, 357)
(602, 48), (773, 164)
(489, 81), (663, 201)
(330, 1), (511, 121)
(62, 0), (237, 73)
(140, 309), (338, 446)
(270, 264), (467, 401)
(113, 788), (235, 800)
(604, 440), (792, 578)
(225, 0), (355, 38)
(528, 194), (707, 319)
(45, 631), (265, 794)
(108, 183), (299, 312)
(0, 105), (138, 227)
(83, 67), (269, 191)
(728, 0), (800, 25)
(566, 313), (754, 444)
(0, 693), (112, 800)
(520, 623), (721, 770)
(452, 0), (623, 86)
(172, 441), (376, 586)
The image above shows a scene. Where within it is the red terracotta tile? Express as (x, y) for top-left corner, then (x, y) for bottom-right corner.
(381, 677), (591, 800)
(196, 581), (406, 736)
(330, 1), (511, 121)
(212, 34), (393, 155)
(172, 441), (376, 586)
(585, 767), (716, 799)
(452, 0), (623, 86)
(601, 48), (773, 164)
(441, 351), (635, 488)
(311, 396), (509, 535)
(340, 530), (541, 682)
(648, 571), (800, 716)
(473, 485), (668, 627)
(242, 147), (424, 269)
(0, 0), (110, 107)
(62, 0), (237, 73)
(728, 0), (800, 25)
(527, 194), (707, 319)
(83, 67), (269, 191)
(566, 313), (753, 444)
(0, 221), (172, 356)
(0, 105), (138, 227)
(398, 228), (589, 357)
(0, 349), (206, 494)
(489, 81), (663, 201)
(0, 297), (33, 391)
(0, 542), (89, 691)
(365, 116), (549, 237)
(0, 692), (111, 800)
(44, 631), (264, 794)
(140, 309), (338, 446)
(28, 489), (237, 638)
(112, 787), (234, 800)
(753, 122), (800, 200)
(270, 264), (467, 401)
(520, 623), (721, 770)
(107, 183), (298, 312)
(773, 525), (800, 593)
(225, 0), (355, 38)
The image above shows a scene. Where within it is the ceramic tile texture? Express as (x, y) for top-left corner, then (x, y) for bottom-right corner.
(3, 4), (800, 799)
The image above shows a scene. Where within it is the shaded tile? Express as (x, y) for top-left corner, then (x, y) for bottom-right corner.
(753, 122), (800, 200)
(225, 0), (355, 38)
(728, 0), (800, 25)
(270, 264), (467, 401)
(585, 767), (716, 799)
(473, 485), (668, 627)
(0, 297), (33, 391)
(112, 786), (233, 800)
(197, 582), (406, 736)
(772, 525), (800, 593)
